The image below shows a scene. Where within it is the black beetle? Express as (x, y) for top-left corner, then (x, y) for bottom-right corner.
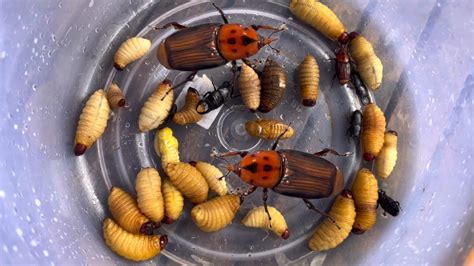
(347, 110), (363, 138)
(378, 189), (401, 216)
(197, 81), (233, 114)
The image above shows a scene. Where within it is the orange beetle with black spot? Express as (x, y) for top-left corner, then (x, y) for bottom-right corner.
(156, 3), (282, 71)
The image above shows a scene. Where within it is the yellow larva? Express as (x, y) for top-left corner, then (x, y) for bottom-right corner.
(298, 54), (320, 107)
(135, 168), (164, 223)
(162, 179), (184, 224)
(103, 218), (167, 261)
(172, 87), (204, 125)
(166, 162), (209, 204)
(289, 0), (346, 41)
(349, 34), (383, 90)
(241, 206), (289, 239)
(191, 195), (241, 232)
(106, 83), (126, 109)
(308, 190), (356, 251)
(153, 127), (180, 173)
(114, 37), (151, 70)
(245, 118), (294, 140)
(194, 161), (228, 196)
(108, 187), (151, 234)
(239, 62), (261, 112)
(362, 103), (386, 161)
(351, 168), (378, 234)
(74, 89), (111, 156)
(375, 131), (398, 179)
(138, 80), (174, 132)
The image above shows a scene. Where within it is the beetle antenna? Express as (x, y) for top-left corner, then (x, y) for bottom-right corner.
(268, 43), (280, 54)
(271, 122), (292, 150)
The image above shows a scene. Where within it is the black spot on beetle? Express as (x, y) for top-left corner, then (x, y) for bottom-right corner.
(241, 35), (257, 46)
(261, 176), (269, 180)
(244, 27), (249, 31)
(245, 52), (250, 57)
(263, 165), (272, 172)
(243, 162), (258, 173)
(249, 179), (255, 184)
(263, 156), (269, 161)
(232, 48), (238, 53)
(230, 29), (237, 34)
(227, 37), (237, 44)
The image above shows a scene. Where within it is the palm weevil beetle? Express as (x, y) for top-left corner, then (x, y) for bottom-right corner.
(378, 189), (401, 216)
(213, 128), (351, 224)
(347, 110), (363, 139)
(154, 2), (283, 87)
(197, 80), (233, 114)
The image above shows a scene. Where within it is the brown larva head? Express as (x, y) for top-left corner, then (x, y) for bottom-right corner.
(114, 63), (124, 71)
(349, 31), (360, 40)
(140, 221), (161, 235)
(363, 153), (375, 161)
(162, 216), (174, 224)
(388, 130), (398, 136)
(162, 79), (172, 86)
(281, 229), (290, 239)
(74, 143), (87, 156)
(338, 32), (350, 45)
(189, 161), (197, 167)
(159, 235), (168, 249)
(341, 190), (353, 199)
(352, 227), (366, 234)
(117, 99), (126, 107)
(302, 99), (316, 107)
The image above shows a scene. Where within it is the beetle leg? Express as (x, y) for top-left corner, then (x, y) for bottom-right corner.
(212, 151), (248, 158)
(153, 22), (187, 30)
(302, 199), (341, 230)
(251, 25), (283, 32)
(238, 186), (258, 204)
(161, 71), (198, 100)
(262, 188), (272, 227)
(210, 2), (229, 24)
(314, 148), (351, 157)
(271, 123), (292, 150)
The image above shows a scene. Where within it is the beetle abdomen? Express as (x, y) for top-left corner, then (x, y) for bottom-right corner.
(157, 24), (226, 71)
(274, 150), (341, 199)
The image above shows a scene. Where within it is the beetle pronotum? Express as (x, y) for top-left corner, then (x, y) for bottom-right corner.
(245, 118), (294, 140)
(298, 54), (320, 107)
(191, 194), (241, 232)
(193, 161), (228, 196)
(172, 87), (204, 125)
(308, 190), (356, 251)
(351, 168), (378, 234)
(162, 179), (184, 224)
(74, 89), (111, 156)
(138, 80), (174, 132)
(114, 37), (151, 70)
(375, 131), (398, 179)
(361, 103), (386, 161)
(242, 205), (289, 239)
(103, 218), (167, 261)
(166, 162), (209, 204)
(135, 168), (165, 223)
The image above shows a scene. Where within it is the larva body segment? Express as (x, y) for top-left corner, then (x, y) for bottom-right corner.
(245, 118), (294, 140)
(114, 37), (151, 70)
(349, 35), (383, 90)
(138, 81), (174, 132)
(259, 59), (287, 113)
(166, 162), (209, 204)
(162, 179), (184, 224)
(308, 190), (356, 251)
(194, 161), (228, 196)
(298, 54), (320, 107)
(172, 87), (204, 125)
(135, 168), (165, 222)
(361, 103), (386, 161)
(103, 218), (167, 261)
(375, 131), (398, 179)
(351, 168), (378, 234)
(238, 62), (261, 112)
(74, 89), (111, 156)
(108, 187), (150, 234)
(241, 206), (289, 239)
(191, 195), (241, 232)
(106, 83), (126, 109)
(154, 127), (180, 173)
(289, 0), (346, 41)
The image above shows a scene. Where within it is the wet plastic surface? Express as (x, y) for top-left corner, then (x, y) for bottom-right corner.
(0, 0), (473, 265)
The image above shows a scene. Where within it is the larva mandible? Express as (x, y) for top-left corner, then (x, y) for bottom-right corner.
(245, 118), (294, 140)
(258, 59), (287, 113)
(108, 187), (157, 235)
(135, 168), (165, 223)
(154, 127), (180, 173)
(349, 33), (383, 90)
(193, 161), (228, 196)
(138, 80), (174, 132)
(351, 168), (378, 234)
(74, 89), (111, 156)
(361, 103), (386, 161)
(241, 206), (289, 239)
(298, 54), (320, 107)
(289, 0), (346, 41)
(191, 195), (241, 232)
(238, 62), (261, 112)
(103, 218), (167, 261)
(106, 83), (126, 109)
(375, 131), (398, 179)
(162, 179), (184, 224)
(172, 87), (204, 125)
(114, 37), (151, 70)
(308, 190), (356, 251)
(166, 162), (209, 204)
